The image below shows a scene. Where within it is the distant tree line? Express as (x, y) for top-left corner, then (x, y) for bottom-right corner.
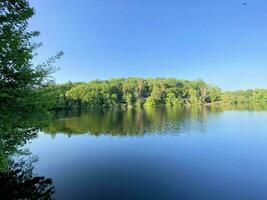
(42, 78), (267, 110)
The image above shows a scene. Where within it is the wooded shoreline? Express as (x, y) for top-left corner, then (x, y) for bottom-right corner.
(42, 78), (267, 110)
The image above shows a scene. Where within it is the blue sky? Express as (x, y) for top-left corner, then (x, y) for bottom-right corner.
(29, 0), (267, 90)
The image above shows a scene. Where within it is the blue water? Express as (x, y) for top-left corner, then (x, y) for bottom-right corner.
(25, 108), (267, 200)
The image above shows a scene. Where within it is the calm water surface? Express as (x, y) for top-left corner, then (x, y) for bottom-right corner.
(25, 107), (267, 199)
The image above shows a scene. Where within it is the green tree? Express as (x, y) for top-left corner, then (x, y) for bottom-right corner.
(207, 85), (222, 103)
(150, 85), (163, 104)
(48, 78), (267, 109)
(0, 0), (62, 172)
(0, 0), (63, 113)
(144, 96), (156, 107)
(188, 88), (199, 104)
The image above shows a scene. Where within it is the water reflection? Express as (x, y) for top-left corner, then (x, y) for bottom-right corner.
(1, 104), (267, 199)
(0, 157), (55, 199)
(43, 105), (267, 137)
(0, 110), (55, 199)
(33, 105), (267, 200)
(0, 110), (52, 169)
(44, 106), (223, 136)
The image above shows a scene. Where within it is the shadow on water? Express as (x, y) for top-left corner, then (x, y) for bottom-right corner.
(0, 110), (55, 199)
(0, 157), (55, 199)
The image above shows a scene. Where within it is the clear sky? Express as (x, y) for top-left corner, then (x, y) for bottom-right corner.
(29, 0), (267, 90)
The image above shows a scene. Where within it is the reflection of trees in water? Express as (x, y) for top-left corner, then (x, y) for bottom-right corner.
(0, 111), (52, 171)
(44, 106), (226, 136)
(222, 103), (267, 111)
(44, 105), (267, 136)
(0, 110), (55, 199)
(0, 157), (55, 200)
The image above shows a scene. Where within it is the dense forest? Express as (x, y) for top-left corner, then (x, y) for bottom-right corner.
(43, 78), (267, 110)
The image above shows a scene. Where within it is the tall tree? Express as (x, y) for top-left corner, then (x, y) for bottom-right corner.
(0, 0), (62, 113)
(0, 0), (62, 172)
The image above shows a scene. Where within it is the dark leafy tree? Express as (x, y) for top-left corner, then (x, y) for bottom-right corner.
(0, 0), (63, 114)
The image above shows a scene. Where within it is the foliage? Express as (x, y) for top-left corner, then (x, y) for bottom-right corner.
(0, 0), (63, 114)
(0, 0), (61, 179)
(45, 78), (267, 109)
(222, 89), (267, 105)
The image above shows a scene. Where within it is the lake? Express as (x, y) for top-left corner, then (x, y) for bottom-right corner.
(23, 106), (267, 199)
